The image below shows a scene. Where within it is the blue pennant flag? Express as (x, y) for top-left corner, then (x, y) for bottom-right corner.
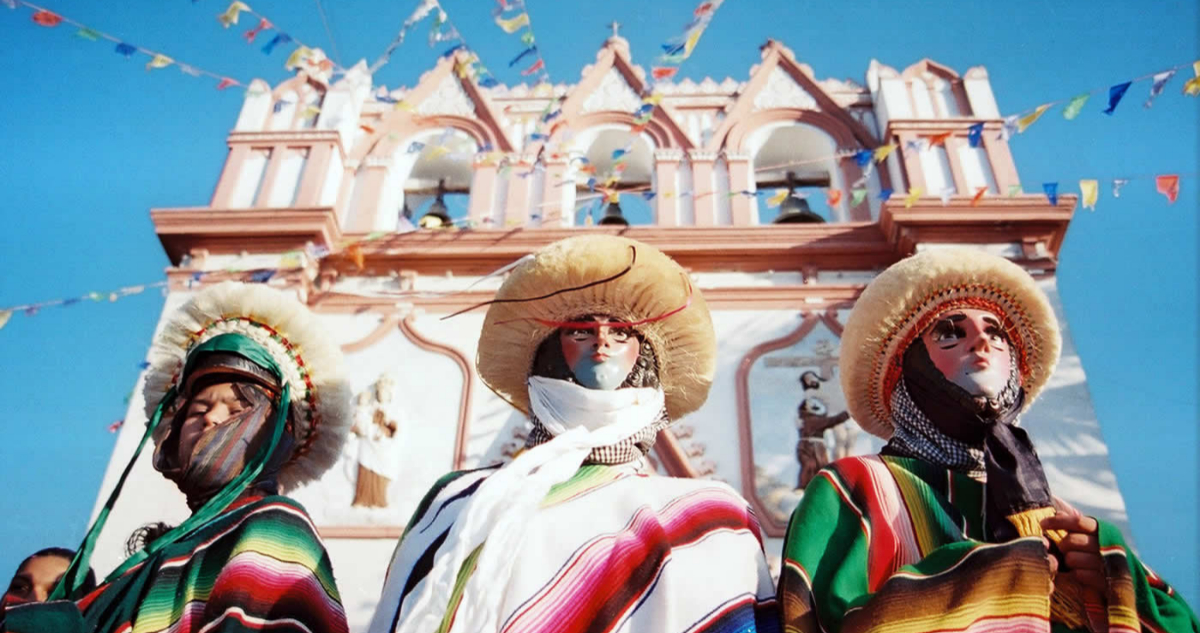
(641, 191), (657, 201)
(854, 150), (873, 167)
(250, 270), (276, 283)
(508, 46), (537, 67)
(880, 187), (894, 201)
(1102, 81), (1132, 115)
(114, 42), (137, 58)
(967, 122), (984, 148)
(478, 76), (499, 88)
(440, 43), (467, 58)
(261, 33), (293, 55)
(1043, 182), (1058, 205)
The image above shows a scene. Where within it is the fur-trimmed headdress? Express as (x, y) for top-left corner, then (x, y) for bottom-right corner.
(143, 281), (352, 491)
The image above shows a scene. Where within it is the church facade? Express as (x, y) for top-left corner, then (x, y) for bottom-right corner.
(92, 37), (1124, 631)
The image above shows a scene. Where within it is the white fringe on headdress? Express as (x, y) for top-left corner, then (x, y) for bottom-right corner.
(142, 282), (353, 491)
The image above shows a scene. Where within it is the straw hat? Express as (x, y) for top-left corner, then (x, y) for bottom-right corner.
(143, 282), (353, 491)
(477, 235), (715, 420)
(840, 248), (1061, 439)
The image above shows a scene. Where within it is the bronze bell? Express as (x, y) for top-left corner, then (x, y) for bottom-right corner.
(597, 200), (629, 226)
(420, 179), (453, 228)
(773, 171), (826, 224)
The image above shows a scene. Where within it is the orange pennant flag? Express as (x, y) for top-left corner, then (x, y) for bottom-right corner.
(928, 131), (952, 147)
(1156, 174), (1180, 204)
(971, 186), (988, 206)
(826, 188), (843, 207)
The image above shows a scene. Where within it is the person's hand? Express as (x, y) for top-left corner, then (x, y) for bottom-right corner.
(1042, 512), (1106, 593)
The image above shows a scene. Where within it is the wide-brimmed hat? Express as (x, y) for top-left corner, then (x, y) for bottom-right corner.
(476, 235), (715, 420)
(840, 248), (1061, 439)
(142, 282), (352, 491)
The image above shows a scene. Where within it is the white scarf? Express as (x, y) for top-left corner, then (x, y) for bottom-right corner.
(392, 378), (665, 633)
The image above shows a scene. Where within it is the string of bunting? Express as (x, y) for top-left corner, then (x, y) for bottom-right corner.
(368, 0), (500, 89)
(7, 0), (247, 90)
(211, 1), (336, 74)
(493, 0), (550, 84)
(999, 59), (1200, 139)
(582, 0), (725, 219)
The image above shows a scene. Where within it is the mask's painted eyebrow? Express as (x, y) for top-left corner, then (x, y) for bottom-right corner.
(982, 315), (1003, 328)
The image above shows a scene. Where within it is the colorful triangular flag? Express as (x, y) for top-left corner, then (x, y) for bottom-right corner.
(218, 1), (251, 28)
(1155, 174), (1180, 204)
(31, 10), (62, 26)
(1111, 178), (1129, 198)
(1101, 81), (1132, 115)
(145, 54), (173, 71)
(967, 122), (984, 148)
(1079, 179), (1098, 211)
(1017, 104), (1051, 133)
(904, 188), (923, 208)
(1144, 70), (1176, 108)
(873, 144), (897, 162)
(971, 186), (987, 206)
(850, 188), (867, 206)
(1043, 182), (1058, 206)
(1062, 93), (1089, 120)
(1183, 61), (1200, 96)
(495, 12), (530, 34)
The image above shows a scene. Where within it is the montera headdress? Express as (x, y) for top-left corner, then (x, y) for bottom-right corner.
(840, 248), (1061, 439)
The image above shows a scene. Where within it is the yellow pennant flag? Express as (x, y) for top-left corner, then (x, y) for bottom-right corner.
(394, 100), (415, 112)
(285, 46), (313, 70)
(145, 54), (173, 71)
(426, 145), (449, 159)
(495, 13), (530, 34)
(682, 28), (704, 58)
(766, 189), (789, 207)
(1079, 179), (1099, 211)
(1183, 60), (1200, 96)
(904, 187), (924, 208)
(301, 105), (321, 119)
(0, 310), (12, 332)
(873, 143), (897, 162)
(218, 1), (251, 28)
(1017, 104), (1051, 133)
(643, 93), (664, 106)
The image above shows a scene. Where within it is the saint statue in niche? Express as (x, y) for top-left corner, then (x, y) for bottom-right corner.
(351, 374), (402, 508)
(794, 370), (852, 489)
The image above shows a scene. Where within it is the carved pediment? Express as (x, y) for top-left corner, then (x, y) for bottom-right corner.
(753, 66), (818, 112)
(581, 67), (643, 114)
(417, 74), (476, 117)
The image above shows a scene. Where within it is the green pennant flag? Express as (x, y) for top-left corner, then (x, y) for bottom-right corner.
(520, 30), (535, 46)
(1007, 184), (1022, 197)
(851, 188), (868, 206)
(76, 27), (101, 41)
(1062, 93), (1089, 120)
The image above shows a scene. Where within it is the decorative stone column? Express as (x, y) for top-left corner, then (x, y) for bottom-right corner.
(469, 155), (499, 226)
(210, 145), (251, 208)
(688, 149), (718, 226)
(653, 149), (683, 226)
(344, 155), (390, 233)
(725, 153), (755, 226)
(538, 155), (570, 227)
(295, 142), (337, 208)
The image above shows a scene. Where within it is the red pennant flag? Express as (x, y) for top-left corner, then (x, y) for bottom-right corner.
(31, 10), (63, 26)
(360, 124), (376, 134)
(826, 188), (843, 207)
(651, 66), (678, 80)
(630, 123), (648, 134)
(520, 59), (545, 76)
(244, 18), (272, 43)
(1156, 174), (1180, 204)
(929, 131), (952, 147)
(216, 77), (236, 90)
(971, 186), (987, 206)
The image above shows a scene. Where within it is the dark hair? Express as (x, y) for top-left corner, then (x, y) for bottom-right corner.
(530, 317), (661, 390)
(16, 547), (97, 596)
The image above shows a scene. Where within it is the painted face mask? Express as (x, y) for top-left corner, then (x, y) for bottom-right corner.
(920, 308), (1013, 399)
(557, 318), (642, 390)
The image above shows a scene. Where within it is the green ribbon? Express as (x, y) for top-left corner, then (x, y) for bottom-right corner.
(49, 333), (291, 625)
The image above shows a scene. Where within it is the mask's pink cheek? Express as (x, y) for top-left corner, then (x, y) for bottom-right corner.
(560, 335), (588, 373)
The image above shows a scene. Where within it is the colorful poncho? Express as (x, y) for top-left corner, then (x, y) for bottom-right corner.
(4, 495), (348, 633)
(778, 455), (1198, 633)
(370, 463), (779, 633)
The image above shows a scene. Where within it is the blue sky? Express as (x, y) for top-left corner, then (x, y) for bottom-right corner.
(1, 0), (1196, 606)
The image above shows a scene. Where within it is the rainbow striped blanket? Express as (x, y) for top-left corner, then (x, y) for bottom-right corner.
(370, 464), (779, 633)
(778, 455), (1198, 633)
(4, 496), (348, 633)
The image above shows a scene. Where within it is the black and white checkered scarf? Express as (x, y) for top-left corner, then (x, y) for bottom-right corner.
(886, 379), (988, 478)
(526, 410), (669, 465)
